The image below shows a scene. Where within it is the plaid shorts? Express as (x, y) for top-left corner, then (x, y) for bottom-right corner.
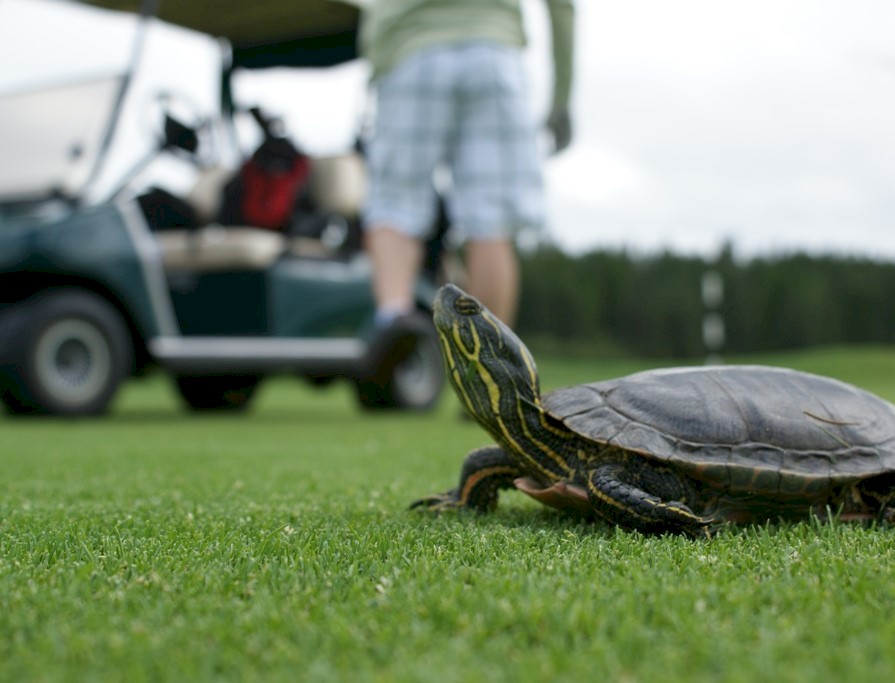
(364, 41), (544, 241)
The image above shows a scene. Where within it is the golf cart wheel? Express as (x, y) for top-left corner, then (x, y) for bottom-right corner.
(355, 328), (444, 411)
(175, 374), (261, 411)
(1, 290), (132, 416)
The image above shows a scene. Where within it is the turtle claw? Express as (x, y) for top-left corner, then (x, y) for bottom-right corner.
(409, 489), (463, 512)
(689, 521), (715, 540)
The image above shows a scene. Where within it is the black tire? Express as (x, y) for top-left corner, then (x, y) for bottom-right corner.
(355, 326), (444, 411)
(175, 374), (261, 411)
(0, 290), (132, 416)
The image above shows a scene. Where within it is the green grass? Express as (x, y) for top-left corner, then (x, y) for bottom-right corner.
(2, 345), (895, 682)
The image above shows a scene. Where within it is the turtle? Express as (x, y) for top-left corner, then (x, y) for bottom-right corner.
(412, 284), (895, 536)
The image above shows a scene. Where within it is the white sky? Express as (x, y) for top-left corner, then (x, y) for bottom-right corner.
(1, 0), (893, 260)
(541, 0), (895, 259)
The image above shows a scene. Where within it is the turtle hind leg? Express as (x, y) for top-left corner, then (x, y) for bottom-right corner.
(586, 462), (712, 537)
(410, 446), (526, 513)
(854, 472), (895, 523)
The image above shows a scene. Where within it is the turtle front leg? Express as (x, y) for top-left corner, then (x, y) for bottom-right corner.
(586, 463), (713, 537)
(410, 446), (526, 513)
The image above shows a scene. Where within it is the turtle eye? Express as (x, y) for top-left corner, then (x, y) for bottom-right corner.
(454, 295), (482, 316)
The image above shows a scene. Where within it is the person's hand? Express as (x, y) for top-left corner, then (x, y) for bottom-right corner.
(546, 107), (572, 154)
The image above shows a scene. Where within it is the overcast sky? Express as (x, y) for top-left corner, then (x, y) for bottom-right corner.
(540, 0), (895, 260)
(1, 0), (893, 260)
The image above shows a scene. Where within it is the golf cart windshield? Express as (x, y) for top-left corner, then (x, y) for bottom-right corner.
(0, 75), (121, 203)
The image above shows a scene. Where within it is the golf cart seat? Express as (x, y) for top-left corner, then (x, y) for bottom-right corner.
(154, 147), (368, 270)
(150, 164), (284, 271)
(155, 225), (286, 271)
(306, 153), (366, 219)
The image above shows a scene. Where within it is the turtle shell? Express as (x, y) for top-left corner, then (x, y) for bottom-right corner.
(541, 365), (895, 498)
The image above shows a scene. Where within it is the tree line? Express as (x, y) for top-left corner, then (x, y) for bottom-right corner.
(515, 246), (895, 359)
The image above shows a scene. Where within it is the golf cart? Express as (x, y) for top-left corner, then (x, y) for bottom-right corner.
(0, 0), (444, 415)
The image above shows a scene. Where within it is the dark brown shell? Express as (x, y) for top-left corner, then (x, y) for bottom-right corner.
(541, 365), (895, 497)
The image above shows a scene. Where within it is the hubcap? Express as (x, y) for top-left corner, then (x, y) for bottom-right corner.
(34, 319), (111, 406)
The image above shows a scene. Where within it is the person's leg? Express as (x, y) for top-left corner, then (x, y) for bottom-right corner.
(449, 43), (543, 329)
(366, 226), (424, 322)
(464, 239), (519, 327)
(361, 225), (430, 400)
(364, 47), (457, 320)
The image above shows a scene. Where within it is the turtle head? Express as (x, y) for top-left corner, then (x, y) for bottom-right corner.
(433, 284), (541, 430)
